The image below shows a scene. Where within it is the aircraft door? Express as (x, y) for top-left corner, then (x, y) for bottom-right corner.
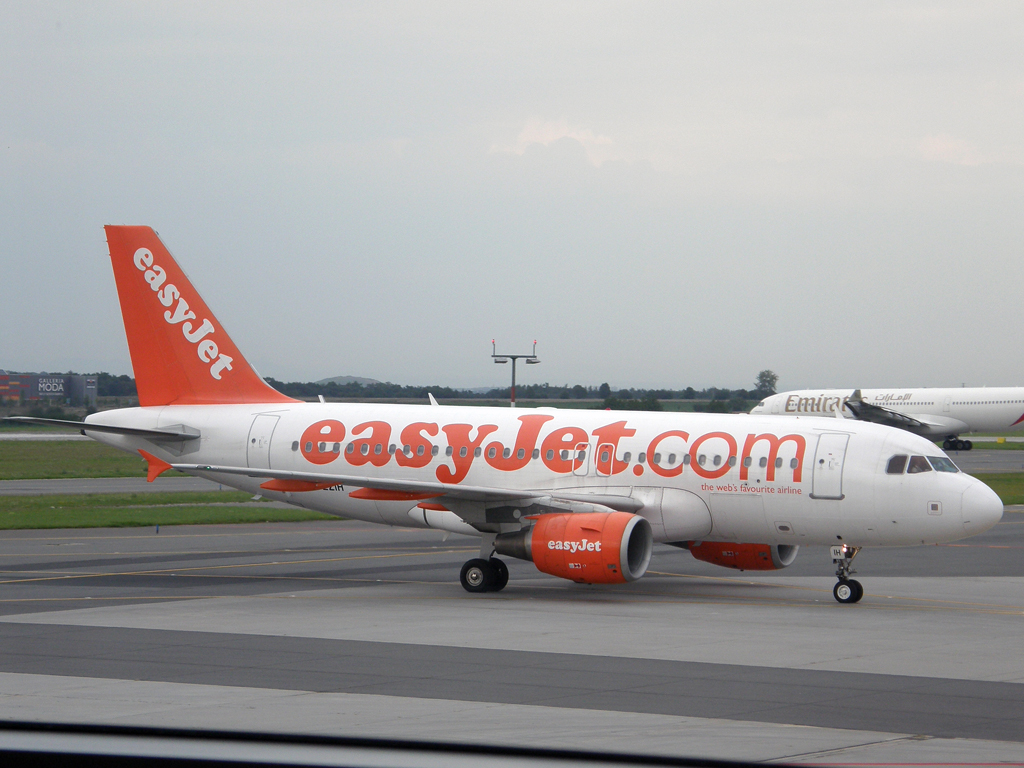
(943, 396), (951, 413)
(810, 433), (849, 500)
(247, 414), (280, 469)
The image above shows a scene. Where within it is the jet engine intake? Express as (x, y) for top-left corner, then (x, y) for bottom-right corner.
(494, 511), (653, 584)
(687, 541), (798, 571)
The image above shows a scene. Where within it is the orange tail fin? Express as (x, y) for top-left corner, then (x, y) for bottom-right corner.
(105, 226), (297, 406)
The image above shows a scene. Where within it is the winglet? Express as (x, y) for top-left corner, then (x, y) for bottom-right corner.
(428, 393), (439, 406)
(139, 450), (173, 482)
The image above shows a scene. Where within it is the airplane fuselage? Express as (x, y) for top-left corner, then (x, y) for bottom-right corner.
(752, 387), (1024, 437)
(86, 402), (999, 549)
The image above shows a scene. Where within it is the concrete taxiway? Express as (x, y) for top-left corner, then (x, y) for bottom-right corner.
(0, 515), (1022, 765)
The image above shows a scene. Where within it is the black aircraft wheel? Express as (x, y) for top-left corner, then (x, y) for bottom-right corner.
(490, 558), (509, 591)
(849, 579), (864, 603)
(964, 440), (973, 451)
(942, 439), (953, 451)
(460, 558), (495, 593)
(833, 579), (862, 604)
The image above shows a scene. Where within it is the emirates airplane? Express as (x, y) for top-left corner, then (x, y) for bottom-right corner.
(751, 388), (1024, 451)
(11, 227), (1004, 604)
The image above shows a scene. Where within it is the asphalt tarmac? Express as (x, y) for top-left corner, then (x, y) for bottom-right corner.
(0, 512), (1022, 766)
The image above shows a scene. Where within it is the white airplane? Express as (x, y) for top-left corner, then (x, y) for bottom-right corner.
(10, 227), (1004, 604)
(751, 388), (1024, 451)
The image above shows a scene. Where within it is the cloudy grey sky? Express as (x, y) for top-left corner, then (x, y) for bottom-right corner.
(2, 2), (1022, 391)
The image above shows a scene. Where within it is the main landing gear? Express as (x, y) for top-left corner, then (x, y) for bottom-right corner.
(459, 557), (509, 593)
(831, 544), (863, 604)
(943, 437), (973, 451)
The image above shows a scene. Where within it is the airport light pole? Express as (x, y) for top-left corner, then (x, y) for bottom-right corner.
(492, 340), (540, 407)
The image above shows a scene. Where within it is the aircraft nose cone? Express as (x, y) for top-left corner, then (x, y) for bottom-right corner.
(961, 480), (1003, 536)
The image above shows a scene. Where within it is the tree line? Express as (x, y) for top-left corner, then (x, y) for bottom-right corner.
(84, 371), (778, 406)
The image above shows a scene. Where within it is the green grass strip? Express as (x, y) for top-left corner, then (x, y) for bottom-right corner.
(0, 492), (335, 529)
(0, 441), (150, 480)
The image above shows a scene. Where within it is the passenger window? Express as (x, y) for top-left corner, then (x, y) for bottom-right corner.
(683, 454), (690, 465)
(532, 449), (540, 460)
(291, 441), (299, 451)
(475, 447), (482, 457)
(517, 448), (526, 460)
(459, 446), (468, 458)
(729, 456), (737, 467)
(546, 449), (554, 460)
(431, 445), (439, 456)
(907, 455), (932, 474)
(623, 451), (631, 463)
(743, 457), (752, 468)
(306, 442), (314, 453)
(759, 457), (768, 468)
(789, 458), (798, 469)
(928, 456), (960, 473)
(886, 455), (907, 474)
(445, 446), (454, 457)
(774, 457), (782, 469)
(653, 453), (662, 464)
(416, 445), (424, 456)
(713, 455), (722, 467)
(697, 454), (706, 466)
(503, 448), (511, 459)
(487, 447), (496, 459)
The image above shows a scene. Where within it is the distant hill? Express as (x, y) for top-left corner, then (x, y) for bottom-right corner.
(315, 375), (382, 386)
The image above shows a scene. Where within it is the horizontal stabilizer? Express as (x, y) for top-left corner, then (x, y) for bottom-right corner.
(4, 417), (201, 441)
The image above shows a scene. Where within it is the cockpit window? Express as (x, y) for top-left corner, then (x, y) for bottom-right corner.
(907, 455), (932, 474)
(928, 456), (960, 473)
(886, 455), (908, 474)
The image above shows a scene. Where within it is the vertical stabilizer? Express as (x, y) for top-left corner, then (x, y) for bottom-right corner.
(105, 226), (297, 406)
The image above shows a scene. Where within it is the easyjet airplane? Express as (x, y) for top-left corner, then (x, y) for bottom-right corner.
(10, 227), (1005, 604)
(751, 388), (1024, 451)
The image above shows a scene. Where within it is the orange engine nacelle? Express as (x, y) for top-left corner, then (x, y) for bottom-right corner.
(494, 512), (653, 584)
(687, 541), (799, 571)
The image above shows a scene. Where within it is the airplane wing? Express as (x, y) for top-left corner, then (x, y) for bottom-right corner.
(842, 390), (929, 430)
(170, 462), (643, 519)
(841, 390), (970, 438)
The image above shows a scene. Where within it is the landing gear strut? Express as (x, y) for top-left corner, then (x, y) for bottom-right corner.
(942, 437), (973, 451)
(831, 544), (863, 604)
(459, 557), (509, 593)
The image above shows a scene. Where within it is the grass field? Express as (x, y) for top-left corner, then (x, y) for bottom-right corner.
(0, 491), (336, 529)
(0, 440), (148, 480)
(960, 439), (1024, 450)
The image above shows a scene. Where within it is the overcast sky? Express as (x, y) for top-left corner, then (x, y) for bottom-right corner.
(2, 2), (1022, 391)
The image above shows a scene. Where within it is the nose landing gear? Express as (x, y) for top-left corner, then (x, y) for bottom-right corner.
(831, 544), (863, 604)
